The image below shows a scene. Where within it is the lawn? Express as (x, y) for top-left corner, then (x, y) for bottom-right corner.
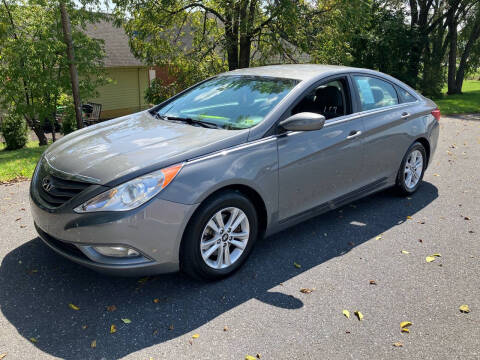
(0, 141), (47, 183)
(434, 80), (480, 115)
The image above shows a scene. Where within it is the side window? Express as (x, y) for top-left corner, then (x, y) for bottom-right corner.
(292, 78), (351, 120)
(353, 75), (399, 111)
(395, 85), (417, 103)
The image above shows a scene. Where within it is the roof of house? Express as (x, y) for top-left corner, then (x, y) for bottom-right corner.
(84, 19), (145, 68)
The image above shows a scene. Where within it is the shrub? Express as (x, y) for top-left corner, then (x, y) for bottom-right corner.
(1, 113), (28, 150)
(60, 105), (77, 135)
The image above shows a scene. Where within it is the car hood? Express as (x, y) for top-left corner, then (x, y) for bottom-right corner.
(44, 111), (249, 185)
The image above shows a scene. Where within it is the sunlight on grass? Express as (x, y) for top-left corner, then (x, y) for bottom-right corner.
(434, 80), (480, 115)
(0, 141), (47, 182)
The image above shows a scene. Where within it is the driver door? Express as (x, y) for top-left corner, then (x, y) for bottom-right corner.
(277, 76), (366, 221)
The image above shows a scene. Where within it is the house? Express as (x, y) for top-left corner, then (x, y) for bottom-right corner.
(84, 20), (155, 120)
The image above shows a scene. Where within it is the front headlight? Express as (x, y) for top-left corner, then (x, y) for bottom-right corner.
(74, 163), (183, 213)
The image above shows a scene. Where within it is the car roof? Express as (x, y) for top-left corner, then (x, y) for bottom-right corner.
(219, 64), (359, 81)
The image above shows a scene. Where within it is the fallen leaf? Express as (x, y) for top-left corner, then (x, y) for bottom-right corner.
(29, 337), (37, 343)
(293, 262), (301, 268)
(245, 356), (256, 360)
(223, 326), (228, 331)
(0, 354), (6, 359)
(433, 173), (440, 177)
(153, 329), (159, 335)
(300, 288), (315, 294)
(345, 330), (351, 334)
(354, 311), (363, 321)
(69, 303), (80, 311)
(459, 304), (470, 313)
(393, 342), (404, 347)
(417, 220), (426, 224)
(369, 280), (377, 285)
(406, 216), (412, 220)
(82, 325), (88, 330)
(121, 318), (131, 324)
(426, 254), (441, 262)
(343, 310), (350, 319)
(15, 217), (21, 221)
(400, 321), (412, 332)
(418, 239), (423, 243)
(464, 216), (471, 220)
(401, 250), (410, 254)
(256, 354), (262, 359)
(192, 334), (199, 339)
(110, 324), (117, 334)
(90, 340), (96, 348)
(106, 305), (117, 312)
(375, 235), (382, 240)
(153, 298), (160, 303)
(169, 324), (174, 331)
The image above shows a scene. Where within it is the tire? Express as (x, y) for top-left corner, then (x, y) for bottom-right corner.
(395, 142), (427, 196)
(180, 190), (259, 281)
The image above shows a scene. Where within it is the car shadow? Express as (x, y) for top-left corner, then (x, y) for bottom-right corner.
(0, 182), (438, 359)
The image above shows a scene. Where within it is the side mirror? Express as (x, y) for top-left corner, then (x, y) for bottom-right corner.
(279, 112), (326, 132)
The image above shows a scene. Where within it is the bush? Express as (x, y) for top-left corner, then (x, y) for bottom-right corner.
(1, 113), (28, 150)
(60, 105), (77, 135)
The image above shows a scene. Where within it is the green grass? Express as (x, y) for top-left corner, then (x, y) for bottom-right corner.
(434, 80), (480, 115)
(0, 141), (47, 183)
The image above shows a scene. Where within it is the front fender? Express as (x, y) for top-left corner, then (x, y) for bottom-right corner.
(158, 136), (279, 225)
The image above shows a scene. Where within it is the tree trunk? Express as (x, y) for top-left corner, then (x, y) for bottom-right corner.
(224, 3), (239, 70)
(455, 9), (480, 93)
(60, 2), (83, 129)
(25, 116), (48, 146)
(447, 7), (458, 94)
(238, 0), (251, 68)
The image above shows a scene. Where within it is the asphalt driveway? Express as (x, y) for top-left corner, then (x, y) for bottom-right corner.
(0, 115), (478, 360)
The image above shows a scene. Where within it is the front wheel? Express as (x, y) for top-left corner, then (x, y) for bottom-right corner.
(395, 142), (427, 195)
(180, 191), (259, 281)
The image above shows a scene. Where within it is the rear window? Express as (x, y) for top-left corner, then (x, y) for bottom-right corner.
(395, 86), (417, 103)
(353, 75), (399, 111)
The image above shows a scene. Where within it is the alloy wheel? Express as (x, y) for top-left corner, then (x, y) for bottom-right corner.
(404, 149), (423, 189)
(200, 207), (250, 269)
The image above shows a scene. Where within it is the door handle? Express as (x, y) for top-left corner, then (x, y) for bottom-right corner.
(346, 130), (362, 139)
(401, 112), (410, 119)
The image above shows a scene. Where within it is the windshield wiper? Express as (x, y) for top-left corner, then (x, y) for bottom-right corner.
(156, 114), (220, 129)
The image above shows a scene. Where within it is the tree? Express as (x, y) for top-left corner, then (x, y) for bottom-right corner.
(60, 1), (83, 129)
(0, 0), (107, 145)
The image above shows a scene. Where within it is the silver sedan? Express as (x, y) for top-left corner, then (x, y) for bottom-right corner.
(30, 64), (440, 280)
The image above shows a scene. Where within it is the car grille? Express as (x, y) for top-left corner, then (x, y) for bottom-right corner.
(35, 159), (92, 209)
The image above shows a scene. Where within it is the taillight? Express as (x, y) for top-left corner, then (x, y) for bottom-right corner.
(431, 109), (441, 121)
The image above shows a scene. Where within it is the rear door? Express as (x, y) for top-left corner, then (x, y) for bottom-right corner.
(351, 74), (418, 183)
(277, 76), (366, 221)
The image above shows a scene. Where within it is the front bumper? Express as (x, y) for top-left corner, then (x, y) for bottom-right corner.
(31, 195), (199, 276)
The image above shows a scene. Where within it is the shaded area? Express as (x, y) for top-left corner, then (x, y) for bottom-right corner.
(0, 183), (438, 359)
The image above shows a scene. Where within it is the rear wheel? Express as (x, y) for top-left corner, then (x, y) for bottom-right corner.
(180, 191), (258, 281)
(395, 142), (427, 195)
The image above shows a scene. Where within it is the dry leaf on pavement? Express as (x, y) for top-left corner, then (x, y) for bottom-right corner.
(354, 311), (363, 321)
(110, 325), (117, 334)
(400, 321), (412, 333)
(106, 305), (117, 312)
(121, 318), (131, 324)
(69, 303), (80, 311)
(343, 310), (350, 319)
(293, 262), (301, 268)
(300, 288), (315, 294)
(192, 334), (199, 339)
(459, 304), (470, 313)
(393, 342), (403, 347)
(401, 250), (410, 254)
(90, 340), (96, 349)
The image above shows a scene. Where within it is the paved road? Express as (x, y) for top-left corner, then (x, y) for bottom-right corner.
(0, 115), (479, 360)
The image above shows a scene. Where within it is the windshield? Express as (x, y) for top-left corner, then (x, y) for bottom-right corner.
(155, 75), (299, 129)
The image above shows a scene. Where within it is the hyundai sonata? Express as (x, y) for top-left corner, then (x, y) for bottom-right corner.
(30, 65), (440, 280)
